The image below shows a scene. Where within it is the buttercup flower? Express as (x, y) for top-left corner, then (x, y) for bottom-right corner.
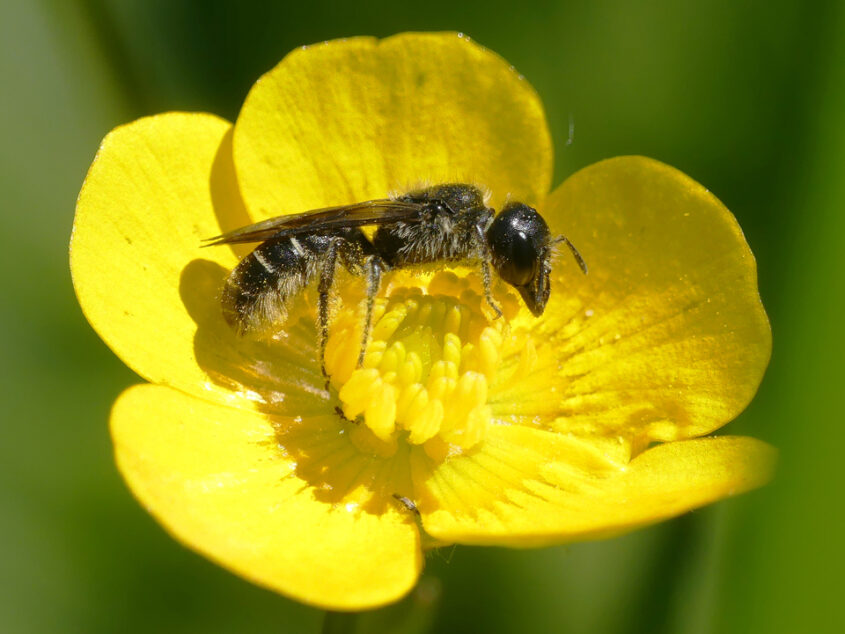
(71, 33), (774, 609)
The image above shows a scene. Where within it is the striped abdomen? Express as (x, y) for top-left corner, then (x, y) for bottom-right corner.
(221, 236), (324, 336)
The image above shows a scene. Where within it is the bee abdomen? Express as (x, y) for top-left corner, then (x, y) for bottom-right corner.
(221, 238), (311, 336)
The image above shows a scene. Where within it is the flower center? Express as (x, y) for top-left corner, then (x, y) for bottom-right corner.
(324, 271), (518, 459)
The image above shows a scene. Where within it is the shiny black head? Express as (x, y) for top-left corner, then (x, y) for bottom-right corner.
(487, 202), (552, 316)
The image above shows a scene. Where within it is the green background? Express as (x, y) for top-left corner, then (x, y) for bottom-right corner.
(2, 1), (842, 632)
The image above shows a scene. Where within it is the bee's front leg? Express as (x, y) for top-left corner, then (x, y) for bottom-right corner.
(474, 221), (503, 319)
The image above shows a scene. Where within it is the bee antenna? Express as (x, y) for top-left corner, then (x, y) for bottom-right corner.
(553, 235), (588, 274)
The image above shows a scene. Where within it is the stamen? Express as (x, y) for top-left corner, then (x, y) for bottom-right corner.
(325, 272), (515, 458)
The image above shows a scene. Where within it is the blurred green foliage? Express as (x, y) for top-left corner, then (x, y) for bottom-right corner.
(1, 0), (842, 632)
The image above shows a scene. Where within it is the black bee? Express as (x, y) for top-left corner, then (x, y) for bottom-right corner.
(204, 184), (586, 376)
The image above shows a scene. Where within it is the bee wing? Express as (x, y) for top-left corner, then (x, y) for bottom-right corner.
(203, 199), (424, 246)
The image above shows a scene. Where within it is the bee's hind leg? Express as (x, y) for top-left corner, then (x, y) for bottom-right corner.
(359, 257), (384, 367)
(318, 240), (340, 387)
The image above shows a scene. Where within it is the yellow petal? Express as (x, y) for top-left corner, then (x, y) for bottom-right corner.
(233, 32), (551, 219)
(414, 425), (775, 546)
(531, 156), (771, 442)
(71, 113), (329, 413)
(71, 113), (234, 398)
(111, 384), (422, 609)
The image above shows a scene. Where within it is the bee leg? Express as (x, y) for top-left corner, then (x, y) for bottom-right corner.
(359, 257), (384, 367)
(481, 256), (503, 319)
(475, 222), (503, 319)
(318, 240), (340, 386)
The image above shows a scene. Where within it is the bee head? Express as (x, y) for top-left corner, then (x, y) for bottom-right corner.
(487, 202), (552, 316)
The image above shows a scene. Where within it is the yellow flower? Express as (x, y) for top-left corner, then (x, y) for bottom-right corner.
(70, 33), (774, 610)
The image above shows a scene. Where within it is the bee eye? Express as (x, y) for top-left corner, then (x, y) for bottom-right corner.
(487, 202), (549, 287)
(496, 231), (537, 286)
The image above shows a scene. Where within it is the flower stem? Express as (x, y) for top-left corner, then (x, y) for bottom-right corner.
(319, 576), (441, 634)
(321, 610), (358, 634)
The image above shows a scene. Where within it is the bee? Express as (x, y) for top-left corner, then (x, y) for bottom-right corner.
(204, 183), (586, 377)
